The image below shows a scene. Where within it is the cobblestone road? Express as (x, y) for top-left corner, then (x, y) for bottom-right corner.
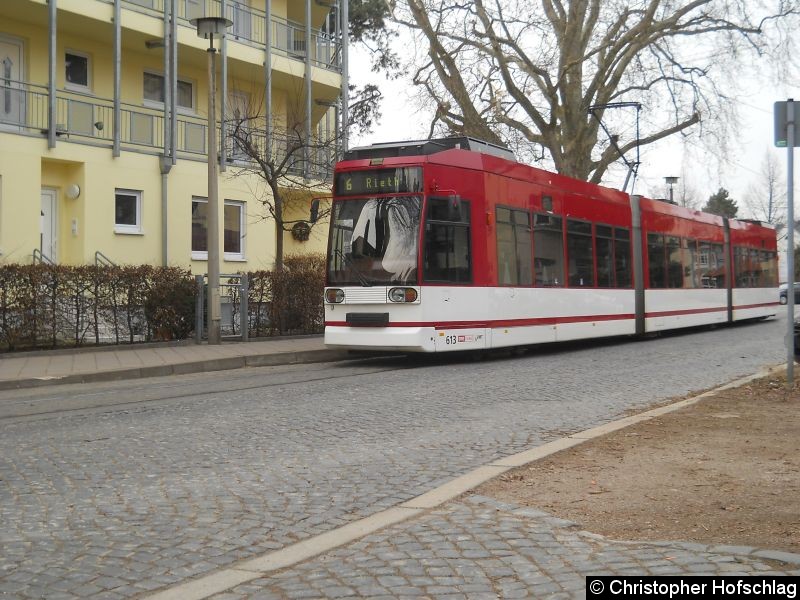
(0, 318), (789, 598)
(212, 496), (800, 600)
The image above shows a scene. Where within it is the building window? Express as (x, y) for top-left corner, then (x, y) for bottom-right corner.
(191, 199), (207, 254)
(192, 197), (246, 260)
(114, 189), (142, 234)
(224, 202), (244, 258)
(496, 207), (532, 286)
(144, 72), (194, 110)
(65, 51), (90, 90)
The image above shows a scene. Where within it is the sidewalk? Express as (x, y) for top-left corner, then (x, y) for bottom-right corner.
(0, 336), (348, 390)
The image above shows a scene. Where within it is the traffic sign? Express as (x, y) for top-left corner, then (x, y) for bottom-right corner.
(774, 100), (798, 147)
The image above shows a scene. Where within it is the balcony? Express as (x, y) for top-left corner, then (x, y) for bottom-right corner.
(0, 80), (207, 155)
(225, 127), (336, 181)
(109, 0), (341, 72)
(0, 79), (335, 179)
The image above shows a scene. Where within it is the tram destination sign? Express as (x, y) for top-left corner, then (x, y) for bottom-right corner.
(335, 167), (423, 196)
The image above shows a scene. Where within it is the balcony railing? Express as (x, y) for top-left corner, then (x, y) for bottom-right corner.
(0, 79), (335, 179)
(224, 126), (336, 181)
(0, 80), (209, 155)
(111, 0), (341, 72)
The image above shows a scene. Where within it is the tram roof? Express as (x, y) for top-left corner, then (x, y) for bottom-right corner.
(343, 137), (516, 162)
(338, 139), (774, 236)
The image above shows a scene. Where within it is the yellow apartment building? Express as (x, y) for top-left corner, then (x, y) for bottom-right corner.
(0, 0), (347, 270)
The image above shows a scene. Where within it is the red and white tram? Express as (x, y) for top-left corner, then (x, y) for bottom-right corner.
(323, 138), (778, 352)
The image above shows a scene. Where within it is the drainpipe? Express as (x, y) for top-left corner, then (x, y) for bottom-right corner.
(113, 0), (121, 156)
(160, 156), (172, 266)
(264, 0), (272, 147)
(304, 0), (311, 178)
(220, 0), (228, 172)
(340, 0), (349, 153)
(48, 0), (57, 149)
(170, 0), (177, 164)
(163, 1), (171, 161)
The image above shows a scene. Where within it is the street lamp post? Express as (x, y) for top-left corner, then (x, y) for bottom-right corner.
(191, 15), (231, 345)
(664, 176), (679, 204)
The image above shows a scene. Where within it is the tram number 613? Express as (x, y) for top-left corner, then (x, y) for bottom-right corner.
(444, 335), (459, 345)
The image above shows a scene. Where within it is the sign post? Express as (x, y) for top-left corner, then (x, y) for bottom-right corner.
(775, 99), (797, 385)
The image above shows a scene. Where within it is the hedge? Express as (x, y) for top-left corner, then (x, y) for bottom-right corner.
(0, 254), (326, 352)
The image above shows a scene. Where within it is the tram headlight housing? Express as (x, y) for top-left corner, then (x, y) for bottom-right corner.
(325, 288), (344, 304)
(388, 287), (418, 303)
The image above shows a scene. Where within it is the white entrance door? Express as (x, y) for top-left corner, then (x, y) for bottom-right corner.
(40, 188), (57, 262)
(0, 35), (25, 129)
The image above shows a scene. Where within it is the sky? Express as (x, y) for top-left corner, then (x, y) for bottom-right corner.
(348, 40), (797, 223)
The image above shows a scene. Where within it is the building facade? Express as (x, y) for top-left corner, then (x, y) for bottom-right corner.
(0, 0), (346, 269)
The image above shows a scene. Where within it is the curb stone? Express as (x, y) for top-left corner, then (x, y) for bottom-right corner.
(0, 349), (350, 391)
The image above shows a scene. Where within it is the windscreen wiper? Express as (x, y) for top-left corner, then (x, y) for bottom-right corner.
(335, 249), (372, 287)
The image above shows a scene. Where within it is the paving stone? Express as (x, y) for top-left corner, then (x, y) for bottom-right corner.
(1, 320), (791, 598)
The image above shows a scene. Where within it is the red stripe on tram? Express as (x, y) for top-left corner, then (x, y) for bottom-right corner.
(326, 302), (777, 329)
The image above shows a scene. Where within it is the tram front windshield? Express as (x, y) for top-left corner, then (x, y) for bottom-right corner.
(327, 196), (421, 286)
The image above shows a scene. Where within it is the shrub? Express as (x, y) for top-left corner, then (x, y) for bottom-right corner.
(143, 268), (196, 341)
(0, 257), (325, 351)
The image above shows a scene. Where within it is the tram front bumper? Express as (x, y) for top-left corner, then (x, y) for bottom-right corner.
(324, 325), (436, 353)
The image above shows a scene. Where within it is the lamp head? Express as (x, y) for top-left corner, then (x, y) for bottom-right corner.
(190, 16), (233, 43)
(65, 184), (81, 200)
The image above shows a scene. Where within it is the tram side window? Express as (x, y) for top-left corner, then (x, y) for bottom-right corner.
(533, 213), (564, 286)
(734, 247), (753, 287)
(567, 220), (594, 286)
(596, 225), (613, 287)
(697, 241), (725, 288)
(750, 249), (764, 287)
(647, 233), (666, 288)
(666, 236), (682, 288)
(614, 228), (632, 288)
(734, 247), (777, 288)
(496, 207), (532, 285)
(761, 251), (778, 286)
(682, 239), (698, 288)
(423, 198), (471, 283)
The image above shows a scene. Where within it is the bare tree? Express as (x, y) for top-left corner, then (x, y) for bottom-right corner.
(676, 180), (701, 210)
(225, 83), (381, 270)
(389, 0), (798, 184)
(744, 149), (786, 229)
(674, 163), (701, 210)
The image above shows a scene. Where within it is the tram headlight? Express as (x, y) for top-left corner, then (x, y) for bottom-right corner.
(325, 288), (344, 304)
(388, 287), (418, 303)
